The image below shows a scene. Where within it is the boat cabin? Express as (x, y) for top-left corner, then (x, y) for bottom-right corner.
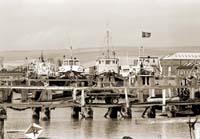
(58, 57), (84, 73)
(62, 58), (80, 66)
(96, 57), (119, 74)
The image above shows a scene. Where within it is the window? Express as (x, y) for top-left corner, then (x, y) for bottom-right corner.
(113, 60), (115, 64)
(99, 61), (101, 64)
(74, 60), (79, 65)
(106, 60), (110, 64)
(69, 60), (73, 65)
(123, 69), (129, 72)
(64, 60), (68, 65)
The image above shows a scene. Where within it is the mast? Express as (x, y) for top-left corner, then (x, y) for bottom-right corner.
(70, 46), (73, 59)
(106, 30), (110, 58)
(41, 51), (44, 62)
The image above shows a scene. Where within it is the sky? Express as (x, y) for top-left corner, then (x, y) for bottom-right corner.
(1, 0), (200, 50)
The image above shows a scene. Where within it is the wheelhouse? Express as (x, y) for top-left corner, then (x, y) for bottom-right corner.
(62, 58), (80, 66)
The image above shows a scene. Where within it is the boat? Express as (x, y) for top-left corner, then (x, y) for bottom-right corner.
(27, 52), (55, 79)
(95, 30), (119, 75)
(94, 30), (124, 87)
(49, 47), (89, 88)
(58, 47), (84, 76)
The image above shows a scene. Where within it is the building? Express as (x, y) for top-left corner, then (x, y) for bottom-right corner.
(160, 52), (200, 77)
(176, 63), (194, 78)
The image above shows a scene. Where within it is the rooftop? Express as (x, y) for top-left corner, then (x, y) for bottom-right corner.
(163, 52), (200, 60)
(177, 63), (195, 70)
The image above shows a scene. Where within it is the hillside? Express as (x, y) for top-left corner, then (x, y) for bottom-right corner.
(1, 46), (200, 68)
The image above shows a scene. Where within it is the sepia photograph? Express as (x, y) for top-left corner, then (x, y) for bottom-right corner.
(1, 0), (200, 139)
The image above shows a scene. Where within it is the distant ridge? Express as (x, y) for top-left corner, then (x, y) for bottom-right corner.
(1, 46), (200, 67)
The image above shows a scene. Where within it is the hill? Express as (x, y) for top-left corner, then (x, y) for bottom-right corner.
(1, 46), (200, 68)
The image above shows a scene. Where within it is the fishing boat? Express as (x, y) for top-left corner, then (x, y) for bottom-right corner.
(58, 57), (84, 74)
(96, 30), (119, 75)
(58, 47), (84, 76)
(27, 52), (55, 79)
(48, 47), (89, 89)
(95, 29), (124, 87)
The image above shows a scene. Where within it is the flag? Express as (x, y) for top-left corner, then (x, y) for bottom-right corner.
(142, 32), (151, 38)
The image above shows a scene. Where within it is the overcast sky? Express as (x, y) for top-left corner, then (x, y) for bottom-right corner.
(1, 0), (200, 50)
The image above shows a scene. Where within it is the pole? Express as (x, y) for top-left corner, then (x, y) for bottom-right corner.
(162, 89), (166, 113)
(0, 119), (4, 139)
(81, 90), (85, 106)
(72, 89), (77, 101)
(125, 88), (129, 108)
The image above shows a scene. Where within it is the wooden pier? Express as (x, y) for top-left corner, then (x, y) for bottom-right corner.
(0, 81), (198, 138)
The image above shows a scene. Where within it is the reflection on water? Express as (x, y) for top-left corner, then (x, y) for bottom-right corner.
(5, 108), (190, 139)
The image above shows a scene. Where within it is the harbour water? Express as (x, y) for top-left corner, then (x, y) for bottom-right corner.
(5, 108), (190, 139)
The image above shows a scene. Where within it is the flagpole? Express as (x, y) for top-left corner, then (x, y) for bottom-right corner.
(70, 46), (73, 59)
(141, 31), (151, 57)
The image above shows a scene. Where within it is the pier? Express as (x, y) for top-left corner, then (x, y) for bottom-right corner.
(0, 83), (199, 119)
(0, 51), (200, 139)
(0, 83), (199, 138)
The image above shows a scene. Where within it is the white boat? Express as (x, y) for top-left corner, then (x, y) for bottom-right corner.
(96, 30), (119, 75)
(120, 65), (136, 77)
(27, 52), (55, 78)
(96, 56), (119, 74)
(58, 57), (84, 73)
(132, 56), (161, 76)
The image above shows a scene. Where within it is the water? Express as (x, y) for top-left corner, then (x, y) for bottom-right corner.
(5, 108), (190, 139)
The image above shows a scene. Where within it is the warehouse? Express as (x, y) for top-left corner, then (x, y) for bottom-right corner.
(160, 52), (200, 77)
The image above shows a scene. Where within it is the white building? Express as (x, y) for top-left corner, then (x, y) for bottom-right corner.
(161, 52), (200, 77)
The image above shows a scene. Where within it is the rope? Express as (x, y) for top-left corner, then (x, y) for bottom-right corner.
(8, 106), (31, 111)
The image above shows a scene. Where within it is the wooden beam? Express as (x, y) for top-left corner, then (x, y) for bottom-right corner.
(0, 85), (199, 90)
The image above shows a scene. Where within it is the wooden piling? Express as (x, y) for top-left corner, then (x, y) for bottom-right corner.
(32, 107), (41, 120)
(149, 89), (155, 97)
(109, 107), (118, 119)
(138, 90), (144, 103)
(72, 89), (77, 101)
(39, 89), (52, 120)
(81, 107), (93, 119)
(40, 90), (52, 101)
(42, 107), (51, 121)
(81, 90), (85, 106)
(162, 89), (166, 113)
(0, 90), (4, 103)
(0, 119), (4, 139)
(71, 107), (81, 119)
(124, 88), (129, 108)
(190, 87), (195, 99)
(121, 105), (132, 119)
(21, 89), (28, 102)
(86, 107), (93, 119)
(0, 107), (7, 139)
(145, 77), (148, 86)
(104, 107), (122, 119)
